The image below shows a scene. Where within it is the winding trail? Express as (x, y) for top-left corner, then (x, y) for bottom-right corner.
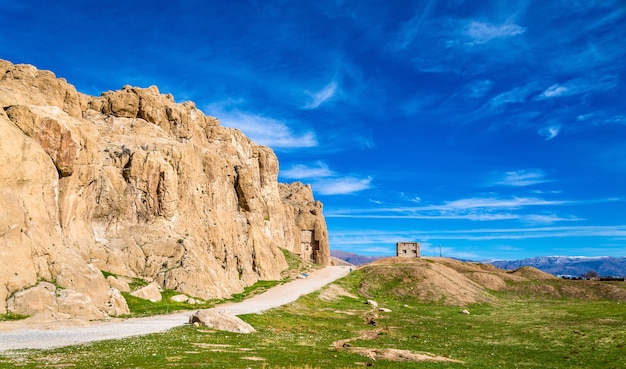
(0, 266), (351, 352)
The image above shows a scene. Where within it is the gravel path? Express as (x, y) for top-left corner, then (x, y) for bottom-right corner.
(0, 266), (351, 352)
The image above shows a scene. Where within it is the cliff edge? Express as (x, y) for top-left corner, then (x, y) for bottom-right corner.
(0, 59), (330, 320)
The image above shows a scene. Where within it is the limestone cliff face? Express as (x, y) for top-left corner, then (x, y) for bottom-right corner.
(0, 60), (330, 318)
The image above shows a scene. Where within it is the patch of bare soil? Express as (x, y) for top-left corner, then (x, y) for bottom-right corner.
(360, 258), (496, 306)
(594, 283), (626, 300)
(437, 258), (527, 283)
(347, 347), (464, 363)
(332, 328), (462, 363)
(504, 277), (626, 301)
(466, 272), (508, 291)
(509, 266), (557, 280)
(318, 284), (358, 302)
(557, 282), (626, 301)
(518, 284), (561, 298)
(331, 329), (385, 349)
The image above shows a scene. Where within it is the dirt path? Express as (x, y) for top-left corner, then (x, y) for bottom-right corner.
(0, 266), (351, 352)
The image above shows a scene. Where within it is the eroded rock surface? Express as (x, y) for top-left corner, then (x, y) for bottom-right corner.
(0, 59), (330, 318)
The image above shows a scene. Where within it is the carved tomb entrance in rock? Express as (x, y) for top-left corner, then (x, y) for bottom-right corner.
(300, 229), (320, 262)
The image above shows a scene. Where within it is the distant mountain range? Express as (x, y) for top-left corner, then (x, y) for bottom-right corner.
(489, 256), (626, 277)
(331, 250), (626, 277)
(330, 250), (382, 266)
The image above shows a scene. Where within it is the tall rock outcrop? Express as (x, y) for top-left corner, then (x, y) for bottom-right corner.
(0, 59), (330, 318)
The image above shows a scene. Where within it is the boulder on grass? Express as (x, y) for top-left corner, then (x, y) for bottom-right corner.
(130, 282), (162, 302)
(189, 310), (256, 333)
(170, 294), (189, 303)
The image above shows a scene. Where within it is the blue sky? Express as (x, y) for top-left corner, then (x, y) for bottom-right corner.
(2, 0), (625, 260)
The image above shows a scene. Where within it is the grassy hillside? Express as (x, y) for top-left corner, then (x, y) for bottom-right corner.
(1, 257), (625, 368)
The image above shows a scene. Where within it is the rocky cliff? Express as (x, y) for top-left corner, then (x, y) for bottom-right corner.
(0, 59), (330, 320)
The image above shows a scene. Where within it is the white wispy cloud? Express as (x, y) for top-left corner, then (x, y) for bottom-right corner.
(536, 76), (618, 100)
(538, 125), (561, 140)
(205, 104), (317, 149)
(487, 169), (553, 187)
(281, 162), (373, 195)
(313, 176), (373, 195)
(436, 196), (565, 211)
(605, 115), (626, 125)
(337, 195), (626, 228)
(488, 82), (539, 109)
(470, 79), (494, 98)
(330, 225), (626, 246)
(539, 84), (569, 98)
(328, 195), (624, 224)
(304, 80), (338, 109)
(280, 161), (334, 179)
(521, 214), (582, 224)
(576, 113), (595, 121)
(326, 195), (573, 223)
(465, 21), (526, 45)
(395, 0), (437, 50)
(577, 112), (626, 126)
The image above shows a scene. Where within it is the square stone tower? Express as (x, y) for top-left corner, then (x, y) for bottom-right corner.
(396, 242), (420, 258)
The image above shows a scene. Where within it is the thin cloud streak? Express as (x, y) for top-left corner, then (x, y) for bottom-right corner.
(536, 76), (618, 100)
(313, 176), (373, 195)
(206, 107), (317, 149)
(330, 225), (626, 245)
(464, 21), (526, 45)
(281, 162), (373, 195)
(304, 80), (338, 109)
(281, 162), (334, 179)
(487, 169), (553, 187)
(328, 196), (623, 216)
(538, 125), (561, 140)
(326, 195), (623, 223)
(395, 0), (437, 50)
(326, 196), (568, 216)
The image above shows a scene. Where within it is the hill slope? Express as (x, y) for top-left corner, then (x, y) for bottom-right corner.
(357, 257), (626, 306)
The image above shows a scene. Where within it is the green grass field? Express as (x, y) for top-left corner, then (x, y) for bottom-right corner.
(1, 265), (624, 368)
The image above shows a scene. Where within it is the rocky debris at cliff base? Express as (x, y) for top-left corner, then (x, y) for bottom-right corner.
(130, 282), (162, 302)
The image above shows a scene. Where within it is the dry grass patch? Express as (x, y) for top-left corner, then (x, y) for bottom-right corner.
(509, 266), (557, 280)
(332, 326), (463, 364)
(318, 284), (358, 302)
(346, 347), (464, 363)
(241, 356), (266, 361)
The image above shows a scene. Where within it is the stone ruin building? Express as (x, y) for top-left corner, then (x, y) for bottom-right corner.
(396, 242), (420, 258)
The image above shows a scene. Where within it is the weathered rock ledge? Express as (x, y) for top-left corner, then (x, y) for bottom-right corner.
(0, 59), (330, 319)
